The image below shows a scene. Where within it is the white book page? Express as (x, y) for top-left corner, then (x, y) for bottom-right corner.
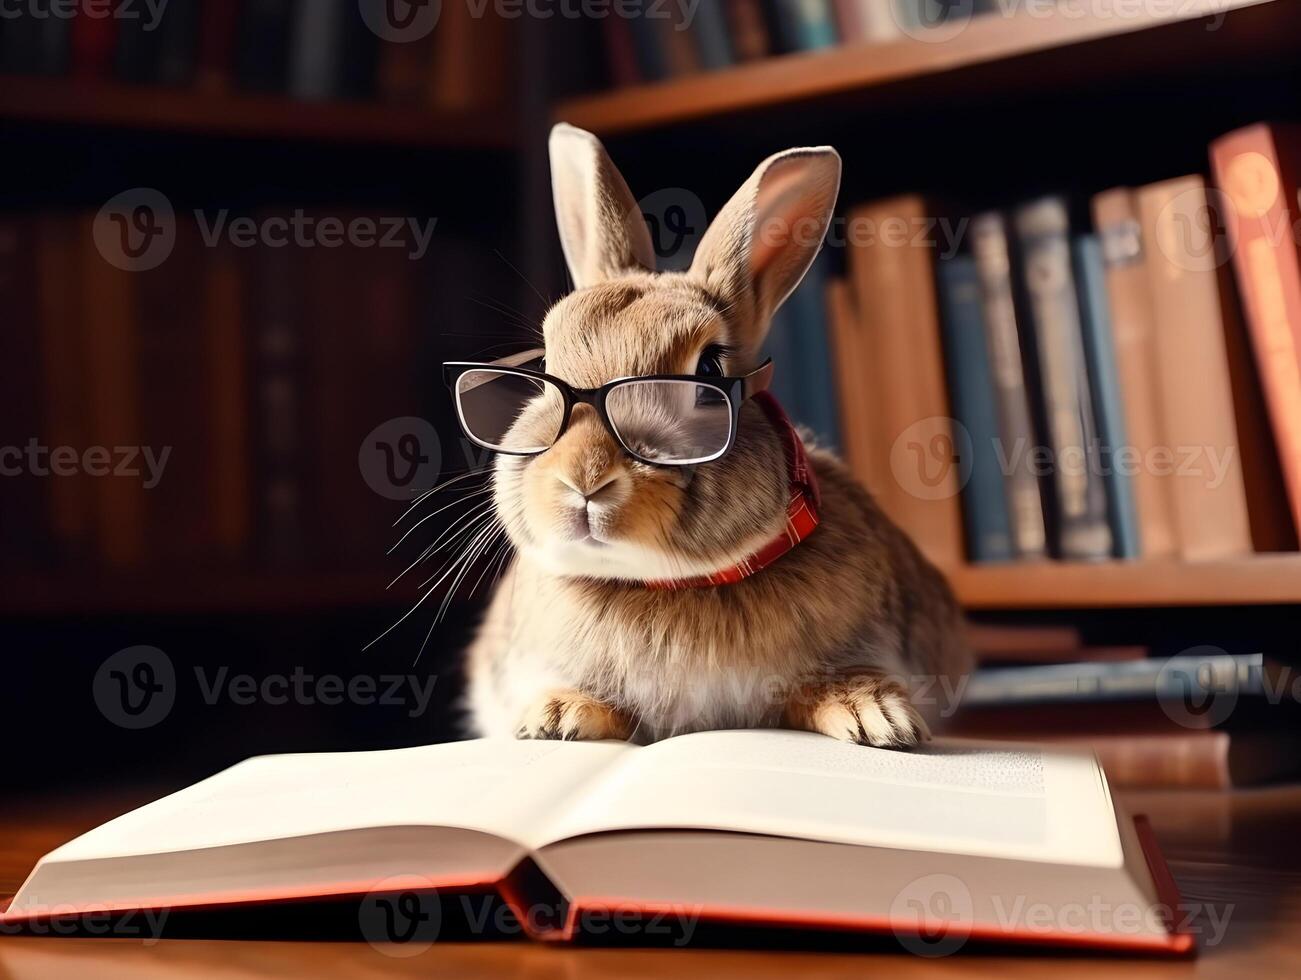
(536, 730), (1124, 868)
(42, 739), (629, 864)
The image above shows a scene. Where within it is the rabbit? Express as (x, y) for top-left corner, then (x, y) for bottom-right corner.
(462, 123), (971, 747)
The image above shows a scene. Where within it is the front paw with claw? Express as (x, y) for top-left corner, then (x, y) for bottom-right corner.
(516, 690), (633, 742)
(784, 673), (930, 748)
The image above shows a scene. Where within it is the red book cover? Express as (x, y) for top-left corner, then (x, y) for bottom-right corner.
(69, 0), (119, 78)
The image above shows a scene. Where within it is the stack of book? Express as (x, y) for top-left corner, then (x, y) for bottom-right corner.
(0, 0), (510, 110)
(952, 633), (1300, 789)
(599, 0), (1002, 85)
(792, 121), (1301, 570)
(0, 207), (502, 577)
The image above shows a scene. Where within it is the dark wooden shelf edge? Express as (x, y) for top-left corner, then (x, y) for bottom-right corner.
(945, 555), (1301, 609)
(556, 0), (1288, 134)
(0, 75), (517, 149)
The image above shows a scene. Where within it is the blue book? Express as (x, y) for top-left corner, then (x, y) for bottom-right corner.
(937, 256), (1015, 563)
(627, 0), (669, 80)
(788, 255), (841, 448)
(772, 0), (839, 51)
(1073, 235), (1140, 559)
(689, 0), (735, 70)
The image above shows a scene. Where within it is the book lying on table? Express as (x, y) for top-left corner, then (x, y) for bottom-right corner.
(1, 730), (1192, 954)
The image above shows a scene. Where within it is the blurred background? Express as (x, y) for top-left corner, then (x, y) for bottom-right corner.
(2, 0), (1300, 807)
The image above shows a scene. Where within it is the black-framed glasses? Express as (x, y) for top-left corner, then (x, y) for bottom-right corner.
(443, 349), (775, 466)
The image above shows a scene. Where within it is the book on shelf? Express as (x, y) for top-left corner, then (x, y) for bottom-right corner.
(936, 255), (1015, 563)
(845, 196), (964, 568)
(969, 212), (1048, 559)
(1091, 188), (1179, 558)
(1073, 235), (1141, 559)
(1011, 199), (1113, 561)
(1212, 123), (1301, 545)
(958, 651), (1291, 708)
(1, 731), (1193, 954)
(1135, 177), (1253, 561)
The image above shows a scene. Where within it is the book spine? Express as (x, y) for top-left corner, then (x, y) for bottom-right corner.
(825, 278), (886, 496)
(1072, 234), (1140, 558)
(970, 212), (1047, 559)
(657, 6), (702, 77)
(1212, 125), (1301, 541)
(1091, 188), (1179, 558)
(205, 238), (251, 563)
(626, 2), (669, 81)
(196, 0), (243, 91)
(831, 0), (863, 41)
(287, 0), (346, 100)
(113, 7), (164, 83)
(772, 0), (838, 50)
(937, 255), (1015, 563)
(724, 0), (773, 60)
(154, 0), (202, 86)
(233, 0), (295, 93)
(1012, 198), (1113, 561)
(35, 214), (92, 562)
(689, 0), (735, 70)
(601, 11), (643, 87)
(787, 255), (840, 448)
(857, 0), (904, 39)
(0, 216), (47, 568)
(847, 198), (964, 568)
(69, 0), (120, 78)
(1136, 177), (1253, 560)
(81, 215), (145, 567)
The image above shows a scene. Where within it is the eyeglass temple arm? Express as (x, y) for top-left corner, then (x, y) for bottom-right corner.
(492, 348), (545, 368)
(742, 358), (775, 401)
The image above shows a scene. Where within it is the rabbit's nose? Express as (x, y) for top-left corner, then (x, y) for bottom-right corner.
(556, 471), (624, 507)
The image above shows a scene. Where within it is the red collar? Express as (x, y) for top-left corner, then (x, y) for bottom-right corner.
(647, 392), (821, 590)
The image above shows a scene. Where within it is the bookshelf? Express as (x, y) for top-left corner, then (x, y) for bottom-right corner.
(557, 0), (1294, 134)
(947, 556), (1301, 609)
(0, 75), (516, 149)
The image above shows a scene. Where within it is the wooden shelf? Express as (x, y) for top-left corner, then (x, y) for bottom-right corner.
(946, 555), (1301, 609)
(0, 572), (415, 616)
(0, 75), (515, 149)
(557, 0), (1292, 134)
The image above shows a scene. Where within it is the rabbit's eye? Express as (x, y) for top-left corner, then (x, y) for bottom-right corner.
(695, 346), (725, 378)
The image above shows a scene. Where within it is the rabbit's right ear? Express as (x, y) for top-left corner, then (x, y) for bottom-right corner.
(549, 123), (655, 289)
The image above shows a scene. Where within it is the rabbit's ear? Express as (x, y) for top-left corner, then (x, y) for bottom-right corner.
(549, 123), (655, 289)
(690, 147), (841, 341)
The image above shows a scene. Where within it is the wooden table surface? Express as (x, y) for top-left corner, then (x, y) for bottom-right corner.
(2, 785), (1299, 978)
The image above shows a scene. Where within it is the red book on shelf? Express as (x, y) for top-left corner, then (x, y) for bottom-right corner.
(196, 0), (243, 91)
(1212, 123), (1301, 543)
(69, 1), (119, 78)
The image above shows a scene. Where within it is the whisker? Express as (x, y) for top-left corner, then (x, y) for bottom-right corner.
(393, 469), (491, 527)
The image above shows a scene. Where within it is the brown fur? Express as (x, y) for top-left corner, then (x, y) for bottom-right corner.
(463, 125), (971, 747)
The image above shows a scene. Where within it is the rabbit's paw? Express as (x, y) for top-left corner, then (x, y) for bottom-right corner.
(515, 690), (633, 742)
(785, 674), (931, 749)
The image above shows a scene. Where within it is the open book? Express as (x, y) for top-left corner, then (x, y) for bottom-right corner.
(2, 731), (1192, 953)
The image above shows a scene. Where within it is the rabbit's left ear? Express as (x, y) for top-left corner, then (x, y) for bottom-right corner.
(549, 123), (656, 289)
(690, 147), (841, 344)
